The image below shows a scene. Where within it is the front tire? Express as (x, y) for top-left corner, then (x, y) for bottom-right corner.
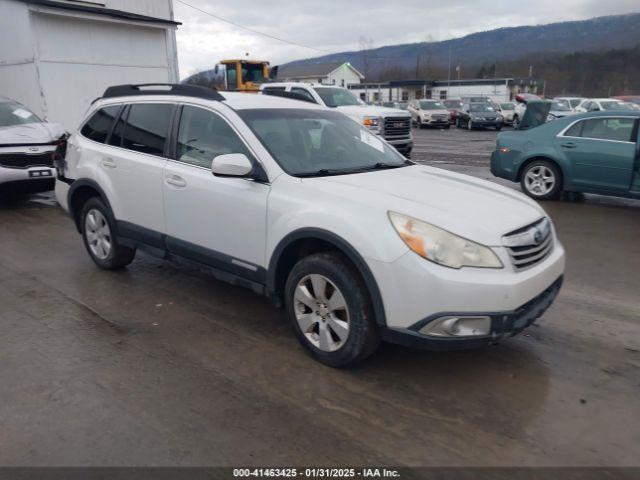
(81, 197), (136, 270)
(520, 160), (562, 200)
(285, 252), (380, 367)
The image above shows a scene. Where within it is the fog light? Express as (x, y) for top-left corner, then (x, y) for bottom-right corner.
(419, 316), (491, 337)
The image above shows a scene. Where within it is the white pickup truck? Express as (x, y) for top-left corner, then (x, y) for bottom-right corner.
(260, 82), (413, 156)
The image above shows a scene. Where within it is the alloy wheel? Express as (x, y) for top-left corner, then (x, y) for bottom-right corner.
(524, 166), (556, 196)
(293, 274), (350, 352)
(85, 209), (112, 260)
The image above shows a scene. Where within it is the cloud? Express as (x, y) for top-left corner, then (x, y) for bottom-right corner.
(174, 0), (640, 78)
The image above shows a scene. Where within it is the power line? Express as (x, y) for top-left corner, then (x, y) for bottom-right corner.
(175, 0), (332, 54)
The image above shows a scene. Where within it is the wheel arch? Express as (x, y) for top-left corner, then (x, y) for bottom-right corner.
(516, 156), (565, 187)
(67, 179), (113, 233)
(267, 228), (387, 327)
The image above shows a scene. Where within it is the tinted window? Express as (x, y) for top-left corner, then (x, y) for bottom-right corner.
(81, 106), (120, 143)
(121, 104), (173, 156)
(108, 105), (128, 147)
(581, 118), (635, 142)
(291, 88), (316, 103)
(176, 106), (253, 168)
(564, 121), (583, 137)
(565, 118), (635, 142)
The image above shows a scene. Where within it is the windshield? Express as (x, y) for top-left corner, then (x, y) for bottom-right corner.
(315, 88), (361, 107)
(238, 109), (410, 177)
(600, 101), (626, 110)
(419, 101), (444, 110)
(0, 102), (42, 127)
(551, 101), (571, 111)
(443, 100), (463, 109)
(469, 104), (495, 112)
(500, 103), (515, 110)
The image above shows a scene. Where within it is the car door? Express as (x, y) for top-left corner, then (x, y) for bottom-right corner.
(556, 116), (637, 192)
(103, 102), (174, 235)
(162, 104), (270, 281)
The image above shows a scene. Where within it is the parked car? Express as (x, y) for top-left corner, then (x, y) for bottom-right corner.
(456, 102), (503, 130)
(442, 99), (464, 125)
(547, 100), (574, 121)
(620, 101), (640, 111)
(613, 95), (640, 105)
(497, 102), (517, 124)
(55, 83), (565, 367)
(575, 98), (628, 113)
(553, 97), (586, 111)
(407, 100), (451, 129)
(261, 82), (412, 156)
(492, 105), (640, 201)
(0, 97), (66, 194)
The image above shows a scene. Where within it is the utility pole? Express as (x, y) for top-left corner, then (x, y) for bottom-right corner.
(447, 44), (452, 87)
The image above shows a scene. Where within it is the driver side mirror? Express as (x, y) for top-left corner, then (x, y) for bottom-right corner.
(211, 153), (253, 178)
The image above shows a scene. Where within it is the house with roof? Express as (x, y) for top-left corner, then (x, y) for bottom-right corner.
(0, 0), (180, 129)
(276, 62), (365, 87)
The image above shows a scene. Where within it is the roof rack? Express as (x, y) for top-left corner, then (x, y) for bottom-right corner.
(102, 84), (225, 101)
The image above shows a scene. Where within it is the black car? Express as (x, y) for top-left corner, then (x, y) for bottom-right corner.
(456, 102), (503, 131)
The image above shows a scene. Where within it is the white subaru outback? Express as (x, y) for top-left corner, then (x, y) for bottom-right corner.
(55, 84), (565, 367)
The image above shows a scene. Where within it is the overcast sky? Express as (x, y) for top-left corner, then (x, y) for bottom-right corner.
(174, 0), (640, 79)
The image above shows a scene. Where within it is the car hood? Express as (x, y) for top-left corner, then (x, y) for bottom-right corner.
(309, 165), (545, 246)
(336, 105), (410, 119)
(0, 122), (66, 145)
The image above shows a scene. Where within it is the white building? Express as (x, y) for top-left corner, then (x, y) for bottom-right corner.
(276, 62), (364, 87)
(0, 0), (180, 130)
(350, 78), (541, 104)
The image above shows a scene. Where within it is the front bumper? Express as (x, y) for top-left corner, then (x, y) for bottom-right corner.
(366, 238), (565, 332)
(0, 165), (56, 187)
(381, 276), (562, 350)
(472, 119), (502, 128)
(421, 118), (449, 126)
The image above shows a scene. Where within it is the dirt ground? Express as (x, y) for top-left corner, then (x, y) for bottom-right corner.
(0, 127), (638, 466)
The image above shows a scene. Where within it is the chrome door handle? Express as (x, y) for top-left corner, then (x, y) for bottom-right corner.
(101, 157), (117, 168)
(165, 175), (187, 188)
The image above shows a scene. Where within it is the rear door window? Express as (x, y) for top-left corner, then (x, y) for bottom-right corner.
(120, 104), (173, 156)
(80, 106), (120, 143)
(579, 118), (635, 142)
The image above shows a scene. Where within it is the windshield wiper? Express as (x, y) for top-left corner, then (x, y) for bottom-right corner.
(296, 168), (342, 177)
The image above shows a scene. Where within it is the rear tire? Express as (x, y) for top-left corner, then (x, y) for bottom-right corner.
(284, 252), (380, 367)
(520, 160), (562, 200)
(80, 197), (136, 270)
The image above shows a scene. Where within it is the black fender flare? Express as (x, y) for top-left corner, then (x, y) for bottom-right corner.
(67, 178), (113, 232)
(267, 228), (387, 326)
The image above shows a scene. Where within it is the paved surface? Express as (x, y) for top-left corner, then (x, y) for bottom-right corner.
(1, 129), (639, 467)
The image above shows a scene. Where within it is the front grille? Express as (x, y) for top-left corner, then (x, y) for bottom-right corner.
(431, 114), (447, 120)
(383, 117), (411, 139)
(503, 218), (554, 271)
(0, 152), (54, 169)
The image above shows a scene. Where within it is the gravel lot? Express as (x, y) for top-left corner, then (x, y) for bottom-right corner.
(1, 127), (639, 467)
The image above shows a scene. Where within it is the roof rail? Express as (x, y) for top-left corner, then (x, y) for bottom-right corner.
(102, 84), (225, 101)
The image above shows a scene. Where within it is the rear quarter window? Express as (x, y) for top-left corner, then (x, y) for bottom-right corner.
(80, 106), (120, 143)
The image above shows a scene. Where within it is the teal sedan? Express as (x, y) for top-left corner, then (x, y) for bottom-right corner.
(491, 109), (640, 200)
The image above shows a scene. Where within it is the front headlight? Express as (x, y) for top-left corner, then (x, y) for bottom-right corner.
(497, 114), (504, 121)
(363, 117), (380, 129)
(388, 212), (503, 269)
